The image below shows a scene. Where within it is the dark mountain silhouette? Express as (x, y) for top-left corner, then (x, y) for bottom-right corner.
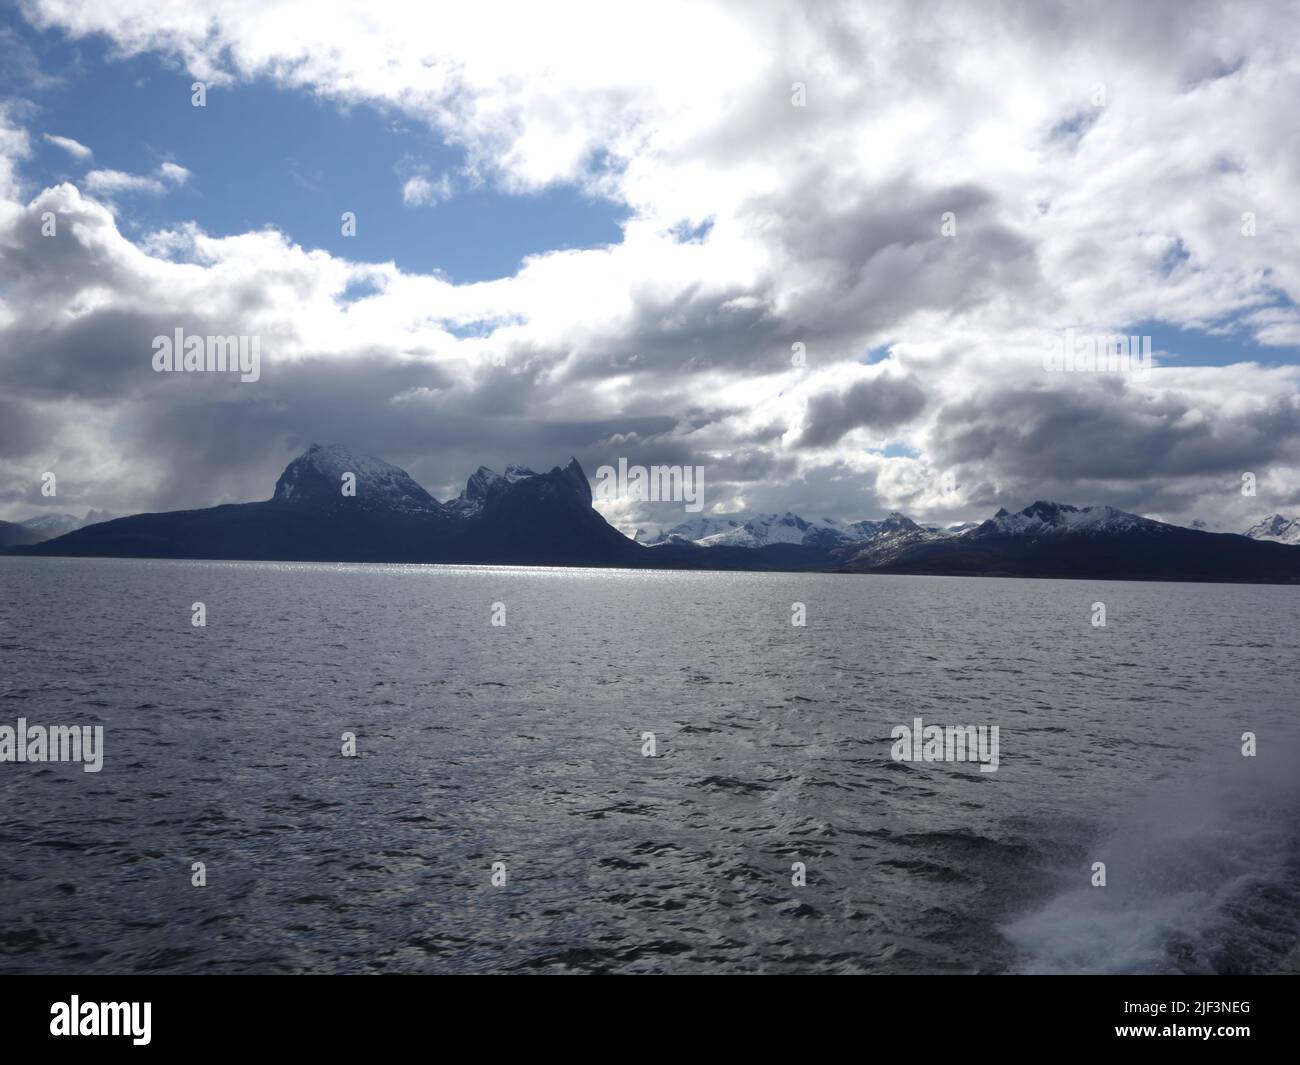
(0, 519), (42, 548)
(647, 500), (1300, 583)
(826, 501), (1300, 583)
(7, 444), (644, 567)
(6, 450), (1300, 582)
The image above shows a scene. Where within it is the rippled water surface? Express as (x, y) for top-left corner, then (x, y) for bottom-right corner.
(1, 556), (1297, 974)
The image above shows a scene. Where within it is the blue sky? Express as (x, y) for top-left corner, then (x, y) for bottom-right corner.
(6, 19), (626, 282)
(1135, 315), (1300, 369)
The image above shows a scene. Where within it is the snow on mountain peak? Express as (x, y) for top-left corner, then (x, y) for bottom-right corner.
(274, 443), (442, 513)
(637, 515), (743, 545)
(643, 509), (927, 549)
(977, 500), (1158, 537)
(18, 509), (117, 541)
(21, 512), (82, 532)
(695, 511), (840, 548)
(1245, 514), (1300, 545)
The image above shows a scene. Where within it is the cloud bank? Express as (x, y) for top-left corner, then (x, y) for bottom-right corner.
(2, 0), (1299, 533)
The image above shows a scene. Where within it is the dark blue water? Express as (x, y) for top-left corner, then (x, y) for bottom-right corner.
(1, 556), (1297, 973)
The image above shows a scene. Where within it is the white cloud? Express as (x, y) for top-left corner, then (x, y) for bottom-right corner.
(157, 161), (190, 186)
(42, 132), (92, 160)
(83, 169), (162, 195)
(401, 172), (452, 208)
(83, 160), (190, 196)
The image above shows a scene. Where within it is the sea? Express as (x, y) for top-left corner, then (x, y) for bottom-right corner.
(1, 556), (1297, 974)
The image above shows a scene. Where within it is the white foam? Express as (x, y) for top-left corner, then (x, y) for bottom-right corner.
(1002, 740), (1300, 974)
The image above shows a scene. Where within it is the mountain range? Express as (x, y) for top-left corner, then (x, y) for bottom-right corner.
(5, 443), (1300, 583)
(0, 508), (114, 547)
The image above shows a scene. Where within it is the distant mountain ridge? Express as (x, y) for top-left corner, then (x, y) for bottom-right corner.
(7, 509), (116, 543)
(817, 500), (1300, 583)
(5, 445), (1300, 583)
(648, 498), (1300, 583)
(640, 510), (941, 549)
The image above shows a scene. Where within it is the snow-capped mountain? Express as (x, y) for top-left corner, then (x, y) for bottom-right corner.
(844, 512), (924, 541)
(696, 512), (853, 549)
(968, 501), (1162, 538)
(18, 509), (115, 543)
(644, 510), (923, 549)
(1244, 514), (1300, 545)
(273, 443), (444, 514)
(21, 512), (86, 539)
(635, 515), (746, 544)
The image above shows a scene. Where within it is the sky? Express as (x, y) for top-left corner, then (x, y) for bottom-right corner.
(1, 0), (1299, 536)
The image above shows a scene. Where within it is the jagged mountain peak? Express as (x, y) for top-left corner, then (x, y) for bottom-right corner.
(554, 457), (592, 506)
(976, 500), (1157, 537)
(463, 466), (503, 503)
(846, 512), (921, 539)
(449, 456), (591, 517)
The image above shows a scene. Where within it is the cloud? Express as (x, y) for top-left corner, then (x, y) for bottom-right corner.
(2, 1), (1300, 533)
(401, 173), (453, 208)
(42, 133), (91, 160)
(84, 169), (162, 195)
(793, 370), (928, 448)
(83, 161), (191, 197)
(156, 161), (190, 186)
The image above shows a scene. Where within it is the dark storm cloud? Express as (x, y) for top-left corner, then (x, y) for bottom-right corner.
(564, 282), (788, 380)
(751, 173), (1039, 343)
(795, 373), (927, 448)
(0, 396), (41, 458)
(559, 171), (1038, 385)
(931, 379), (1300, 484)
